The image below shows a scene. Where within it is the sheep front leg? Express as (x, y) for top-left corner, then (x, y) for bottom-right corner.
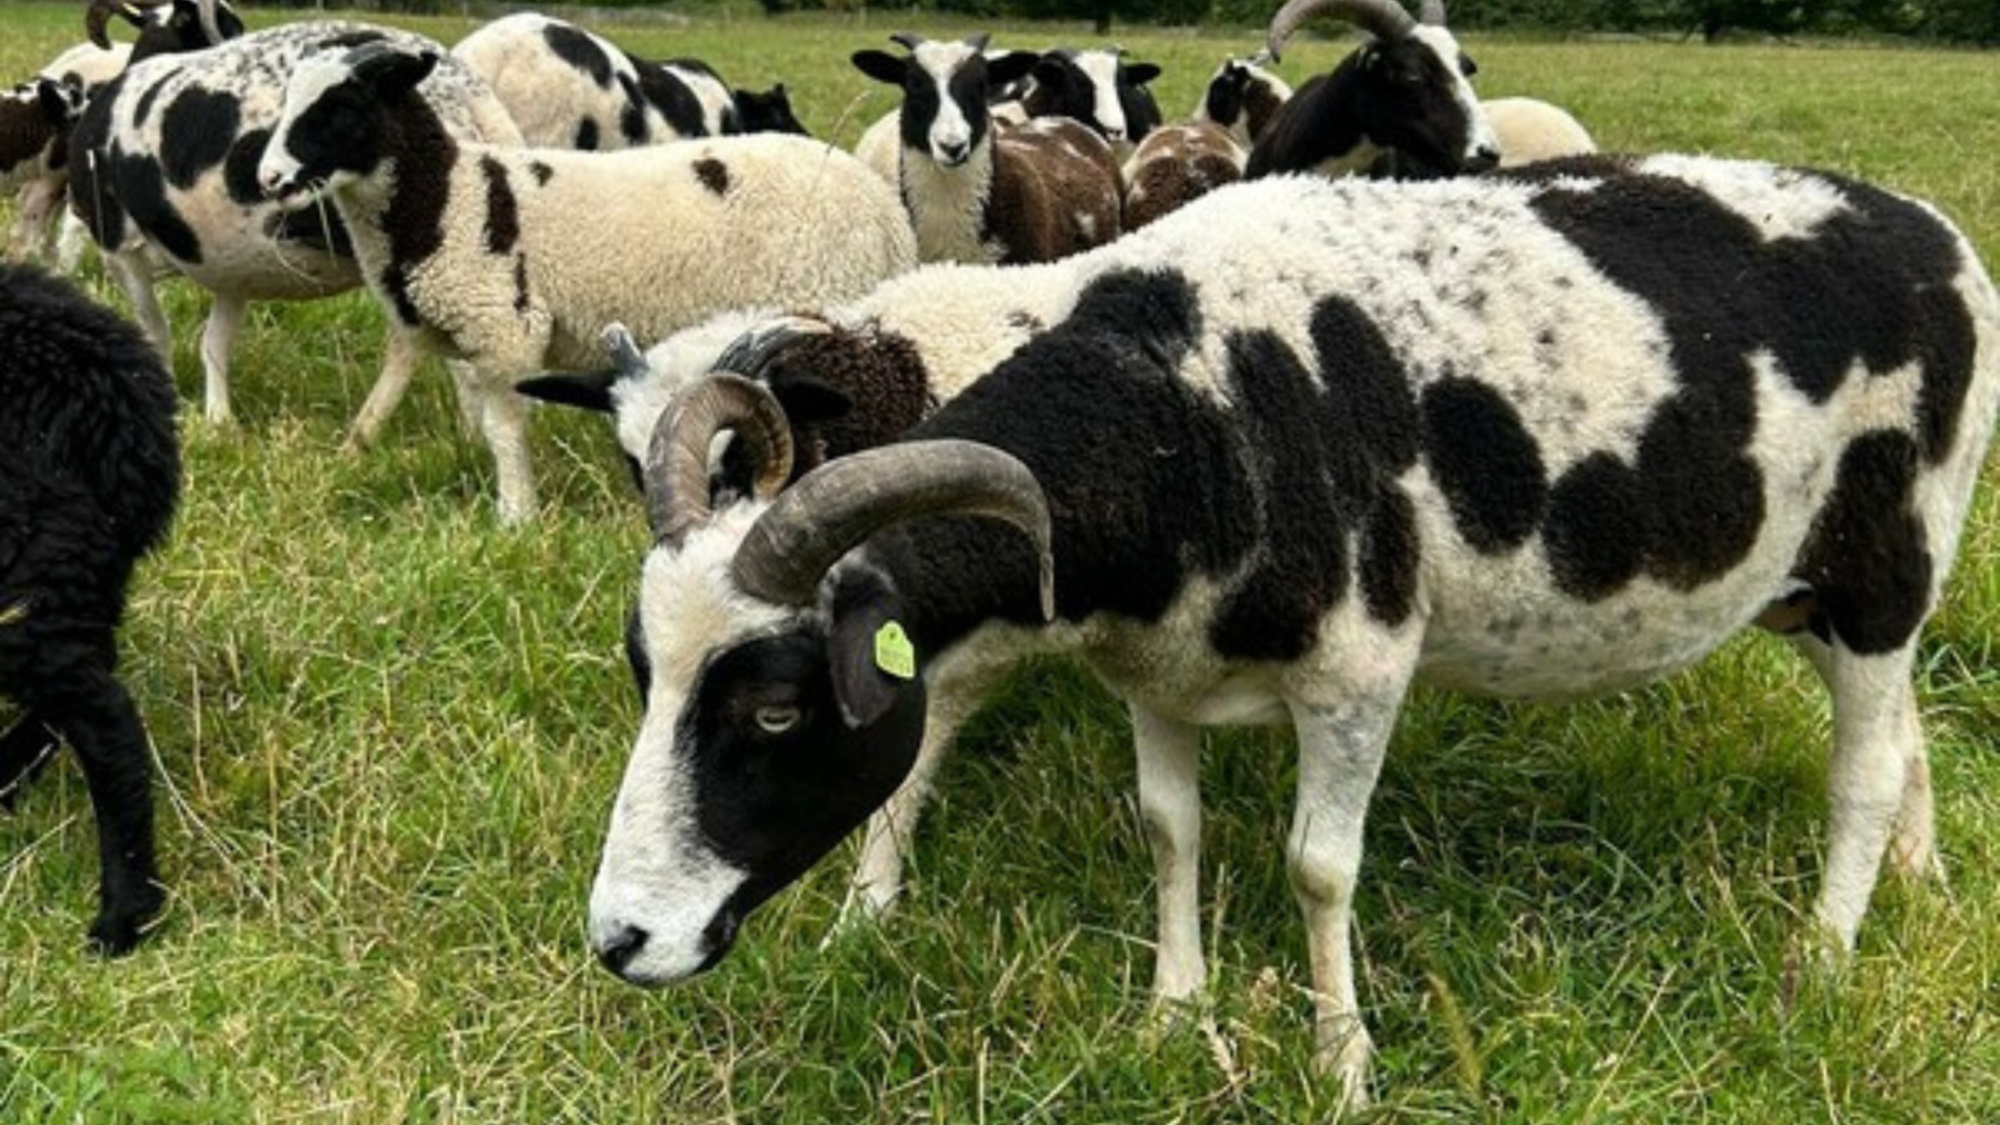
(39, 667), (165, 955)
(1133, 703), (1204, 1004)
(1287, 689), (1404, 1110)
(344, 325), (428, 450)
(199, 292), (248, 426)
(476, 373), (538, 525)
(104, 248), (172, 366)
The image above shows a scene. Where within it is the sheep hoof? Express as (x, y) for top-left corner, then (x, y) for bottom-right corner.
(1313, 1019), (1374, 1113)
(87, 885), (165, 957)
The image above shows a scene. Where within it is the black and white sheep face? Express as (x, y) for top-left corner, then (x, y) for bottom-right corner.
(1026, 49), (1163, 146)
(855, 39), (1035, 168)
(257, 44), (439, 208)
(0, 79), (75, 187)
(1362, 27), (1496, 173)
(589, 515), (928, 985)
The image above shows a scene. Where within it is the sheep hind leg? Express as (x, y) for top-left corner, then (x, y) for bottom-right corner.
(1788, 632), (1932, 955)
(476, 376), (538, 525)
(40, 668), (165, 955)
(1133, 703), (1205, 1005)
(104, 248), (172, 367)
(344, 325), (427, 451)
(1286, 688), (1406, 1112)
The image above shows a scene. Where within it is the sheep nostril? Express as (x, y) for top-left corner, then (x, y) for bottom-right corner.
(595, 924), (650, 976)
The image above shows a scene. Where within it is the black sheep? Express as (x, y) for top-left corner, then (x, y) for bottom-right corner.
(1, 262), (180, 954)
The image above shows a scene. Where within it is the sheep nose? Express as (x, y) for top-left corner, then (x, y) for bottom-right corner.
(1103, 126), (1125, 142)
(938, 140), (969, 165)
(258, 167), (287, 197)
(594, 924), (650, 977)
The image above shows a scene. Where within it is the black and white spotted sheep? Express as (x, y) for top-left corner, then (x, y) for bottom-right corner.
(256, 42), (917, 524)
(1246, 0), (1500, 179)
(853, 34), (1122, 266)
(1120, 58), (1295, 231)
(3, 42), (128, 266)
(68, 21), (524, 447)
(1, 262), (180, 956)
(582, 157), (2000, 1108)
(450, 13), (806, 153)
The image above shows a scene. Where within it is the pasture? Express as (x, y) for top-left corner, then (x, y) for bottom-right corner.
(3, 3), (2000, 1120)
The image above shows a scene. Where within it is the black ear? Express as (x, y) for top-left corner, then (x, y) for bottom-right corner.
(1123, 62), (1161, 85)
(34, 78), (75, 123)
(988, 50), (1040, 91)
(1030, 55), (1069, 87)
(513, 370), (617, 412)
(354, 47), (440, 100)
(765, 371), (851, 426)
(824, 567), (911, 729)
(851, 50), (907, 86)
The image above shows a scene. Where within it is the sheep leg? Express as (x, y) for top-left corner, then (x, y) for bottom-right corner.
(104, 248), (172, 366)
(1789, 634), (1931, 951)
(199, 292), (247, 426)
(6, 179), (62, 264)
(476, 375), (538, 525)
(0, 712), (62, 811)
(1133, 703), (1205, 1004)
(55, 210), (93, 275)
(1287, 690), (1403, 1110)
(39, 667), (164, 955)
(344, 325), (428, 450)
(446, 360), (485, 441)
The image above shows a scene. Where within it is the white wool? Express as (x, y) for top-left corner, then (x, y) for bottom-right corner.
(1483, 97), (1596, 167)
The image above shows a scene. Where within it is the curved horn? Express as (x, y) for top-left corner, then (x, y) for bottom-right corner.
(965, 32), (991, 51)
(600, 323), (650, 383)
(711, 315), (831, 382)
(86, 0), (148, 48)
(1417, 0), (1447, 24)
(1265, 0), (1417, 61)
(196, 0), (227, 47)
(888, 31), (924, 51)
(643, 375), (794, 545)
(730, 440), (1055, 620)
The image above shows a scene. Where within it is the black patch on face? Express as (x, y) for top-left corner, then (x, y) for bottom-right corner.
(1528, 166), (1978, 464)
(1209, 297), (1424, 659)
(529, 160), (554, 185)
(876, 268), (1256, 652)
(222, 127), (272, 205)
(1353, 40), (1474, 173)
(1793, 431), (1933, 654)
(544, 23), (614, 88)
(480, 155), (519, 254)
(574, 118), (599, 151)
(159, 86), (239, 189)
(1422, 377), (1546, 553)
(693, 158), (729, 196)
(276, 74), (386, 192)
(683, 626), (926, 917)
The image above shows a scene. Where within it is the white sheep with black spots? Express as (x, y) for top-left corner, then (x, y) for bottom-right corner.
(576, 158), (2000, 1109)
(257, 41), (917, 524)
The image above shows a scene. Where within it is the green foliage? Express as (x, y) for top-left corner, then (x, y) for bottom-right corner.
(3, 4), (2000, 1121)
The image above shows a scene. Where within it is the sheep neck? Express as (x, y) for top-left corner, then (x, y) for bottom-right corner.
(328, 95), (462, 329)
(899, 137), (997, 265)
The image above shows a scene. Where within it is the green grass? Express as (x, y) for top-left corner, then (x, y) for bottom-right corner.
(4, 5), (2000, 1121)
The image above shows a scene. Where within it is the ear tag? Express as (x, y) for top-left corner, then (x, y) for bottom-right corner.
(0, 601), (27, 628)
(873, 621), (916, 680)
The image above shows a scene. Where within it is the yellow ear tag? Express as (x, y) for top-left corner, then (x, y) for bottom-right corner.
(0, 601), (26, 628)
(873, 621), (916, 680)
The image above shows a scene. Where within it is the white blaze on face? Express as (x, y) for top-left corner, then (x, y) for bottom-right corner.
(1076, 51), (1129, 141)
(1412, 26), (1498, 165)
(256, 53), (354, 200)
(913, 41), (979, 165)
(587, 507), (791, 984)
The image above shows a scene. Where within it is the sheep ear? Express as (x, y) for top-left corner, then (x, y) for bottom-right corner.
(513, 370), (617, 413)
(33, 78), (75, 123)
(765, 371), (852, 426)
(823, 566), (911, 729)
(353, 47), (439, 99)
(851, 50), (907, 85)
(988, 51), (1040, 90)
(1123, 62), (1161, 85)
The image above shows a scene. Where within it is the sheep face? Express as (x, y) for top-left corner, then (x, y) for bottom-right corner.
(258, 43), (440, 207)
(1023, 49), (1163, 147)
(0, 79), (76, 187)
(853, 38), (1036, 168)
(1356, 26), (1497, 173)
(589, 507), (928, 985)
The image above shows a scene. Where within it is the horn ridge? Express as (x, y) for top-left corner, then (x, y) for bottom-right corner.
(643, 375), (795, 545)
(1265, 0), (1417, 61)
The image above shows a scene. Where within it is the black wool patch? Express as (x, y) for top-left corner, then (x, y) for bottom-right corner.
(132, 78), (163, 129)
(374, 97), (459, 327)
(634, 61), (709, 138)
(108, 149), (200, 263)
(528, 161), (554, 186)
(543, 23), (614, 88)
(512, 253), (530, 315)
(480, 156), (519, 255)
(316, 30), (388, 51)
(574, 119), (599, 151)
(693, 158), (730, 197)
(1793, 431), (1934, 655)
(159, 86), (240, 190)
(616, 73), (649, 143)
(1422, 377), (1546, 554)
(221, 127), (272, 205)
(880, 268), (1255, 653)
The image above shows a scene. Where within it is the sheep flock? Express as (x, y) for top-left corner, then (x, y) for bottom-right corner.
(3, 0), (1999, 1114)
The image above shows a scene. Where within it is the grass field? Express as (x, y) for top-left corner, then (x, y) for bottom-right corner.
(3, 4), (1999, 1121)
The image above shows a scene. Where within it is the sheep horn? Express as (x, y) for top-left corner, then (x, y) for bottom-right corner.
(1265, 0), (1417, 61)
(85, 0), (147, 49)
(196, 0), (228, 47)
(965, 32), (991, 51)
(600, 323), (650, 383)
(711, 316), (831, 382)
(730, 440), (1055, 621)
(1418, 0), (1447, 24)
(642, 374), (794, 546)
(889, 32), (924, 50)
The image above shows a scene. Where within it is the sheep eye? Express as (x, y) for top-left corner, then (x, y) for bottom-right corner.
(753, 705), (802, 735)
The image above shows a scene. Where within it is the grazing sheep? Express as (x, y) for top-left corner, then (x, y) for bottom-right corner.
(582, 158), (2000, 1108)
(70, 21), (523, 446)
(1246, 0), (1499, 179)
(257, 42), (917, 523)
(853, 34), (1122, 265)
(3, 41), (129, 265)
(1, 262), (180, 955)
(451, 13), (804, 151)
